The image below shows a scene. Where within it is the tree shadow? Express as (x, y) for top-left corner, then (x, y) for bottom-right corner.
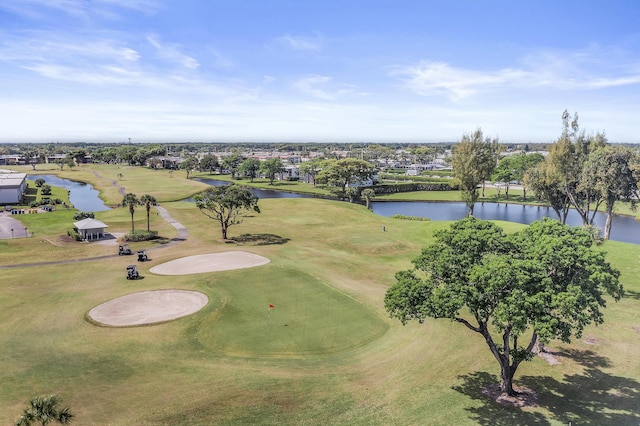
(452, 371), (550, 425)
(453, 349), (640, 425)
(229, 233), (290, 246)
(623, 289), (640, 300)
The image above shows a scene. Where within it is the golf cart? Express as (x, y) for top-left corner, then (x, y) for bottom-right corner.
(126, 265), (139, 280)
(118, 244), (132, 255)
(137, 250), (148, 262)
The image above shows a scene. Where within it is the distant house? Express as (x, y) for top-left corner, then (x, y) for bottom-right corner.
(0, 171), (27, 204)
(73, 218), (108, 241)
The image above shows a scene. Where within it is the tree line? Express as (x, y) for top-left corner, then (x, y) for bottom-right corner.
(452, 110), (640, 240)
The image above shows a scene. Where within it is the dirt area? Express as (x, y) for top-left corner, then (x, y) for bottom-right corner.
(88, 290), (208, 327)
(149, 251), (270, 275)
(482, 384), (539, 408)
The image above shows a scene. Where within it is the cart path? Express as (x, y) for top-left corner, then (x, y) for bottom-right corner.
(0, 205), (188, 269)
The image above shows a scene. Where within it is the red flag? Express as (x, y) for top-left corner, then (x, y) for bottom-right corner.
(269, 304), (274, 309)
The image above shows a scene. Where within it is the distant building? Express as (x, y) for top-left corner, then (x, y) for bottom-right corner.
(0, 170), (27, 204)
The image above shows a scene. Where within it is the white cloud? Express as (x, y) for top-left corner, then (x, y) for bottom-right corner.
(292, 75), (365, 100)
(276, 33), (323, 52)
(0, 0), (158, 20)
(397, 45), (640, 101)
(146, 35), (199, 69)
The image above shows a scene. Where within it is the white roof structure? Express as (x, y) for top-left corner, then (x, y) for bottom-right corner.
(73, 218), (108, 230)
(0, 171), (27, 188)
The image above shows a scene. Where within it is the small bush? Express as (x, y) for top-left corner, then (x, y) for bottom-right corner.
(390, 215), (431, 221)
(40, 184), (52, 195)
(73, 212), (95, 220)
(67, 228), (82, 241)
(124, 230), (159, 242)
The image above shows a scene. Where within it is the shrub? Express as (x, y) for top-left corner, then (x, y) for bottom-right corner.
(124, 230), (159, 242)
(40, 184), (52, 195)
(35, 178), (46, 187)
(67, 228), (82, 241)
(390, 215), (431, 221)
(73, 212), (95, 220)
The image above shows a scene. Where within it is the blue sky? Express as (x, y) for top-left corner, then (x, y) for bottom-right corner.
(1, 0), (639, 144)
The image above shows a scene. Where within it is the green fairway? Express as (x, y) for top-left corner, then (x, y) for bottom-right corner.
(1, 164), (640, 425)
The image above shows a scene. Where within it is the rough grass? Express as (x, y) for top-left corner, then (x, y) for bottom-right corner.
(1, 165), (640, 425)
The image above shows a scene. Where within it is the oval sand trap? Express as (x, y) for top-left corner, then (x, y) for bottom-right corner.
(88, 290), (208, 326)
(150, 251), (270, 275)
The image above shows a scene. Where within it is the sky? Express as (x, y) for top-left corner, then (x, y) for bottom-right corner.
(1, 0), (639, 144)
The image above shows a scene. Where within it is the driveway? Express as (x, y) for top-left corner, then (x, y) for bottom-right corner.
(0, 215), (27, 239)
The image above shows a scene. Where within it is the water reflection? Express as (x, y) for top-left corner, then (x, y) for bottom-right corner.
(27, 175), (110, 212)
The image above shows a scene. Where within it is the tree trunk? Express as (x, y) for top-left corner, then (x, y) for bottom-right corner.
(604, 207), (613, 240)
(146, 208), (151, 232)
(221, 224), (228, 240)
(500, 363), (517, 396)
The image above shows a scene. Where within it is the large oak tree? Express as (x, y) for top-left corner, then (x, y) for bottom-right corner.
(193, 185), (260, 240)
(385, 217), (622, 397)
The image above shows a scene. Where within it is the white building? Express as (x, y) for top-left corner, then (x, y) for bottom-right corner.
(73, 218), (109, 241)
(0, 170), (27, 204)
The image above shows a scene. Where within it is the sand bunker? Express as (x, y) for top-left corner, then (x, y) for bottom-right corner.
(88, 290), (208, 327)
(150, 251), (270, 275)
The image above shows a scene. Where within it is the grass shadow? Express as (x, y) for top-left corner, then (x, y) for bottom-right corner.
(624, 289), (640, 300)
(520, 348), (640, 425)
(451, 371), (550, 425)
(229, 233), (290, 246)
(453, 350), (640, 425)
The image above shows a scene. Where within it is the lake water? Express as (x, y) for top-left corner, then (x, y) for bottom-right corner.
(28, 175), (110, 212)
(371, 201), (640, 245)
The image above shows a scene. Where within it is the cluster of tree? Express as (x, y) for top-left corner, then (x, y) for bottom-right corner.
(452, 111), (640, 240)
(385, 217), (623, 397)
(524, 111), (640, 240)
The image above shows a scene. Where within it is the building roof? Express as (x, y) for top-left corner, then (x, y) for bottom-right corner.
(73, 218), (108, 230)
(0, 171), (27, 188)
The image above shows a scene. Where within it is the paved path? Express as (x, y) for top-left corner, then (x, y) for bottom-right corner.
(0, 205), (187, 269)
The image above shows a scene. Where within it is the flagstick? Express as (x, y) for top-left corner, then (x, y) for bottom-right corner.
(267, 308), (271, 325)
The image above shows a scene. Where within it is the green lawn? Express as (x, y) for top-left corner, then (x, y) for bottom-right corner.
(1, 164), (640, 425)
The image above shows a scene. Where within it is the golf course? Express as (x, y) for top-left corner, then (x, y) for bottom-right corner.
(2, 164), (640, 425)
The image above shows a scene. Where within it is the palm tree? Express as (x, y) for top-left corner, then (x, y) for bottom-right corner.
(15, 394), (73, 425)
(121, 193), (140, 233)
(140, 194), (157, 232)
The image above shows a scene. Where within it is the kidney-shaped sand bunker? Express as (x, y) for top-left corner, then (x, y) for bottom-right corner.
(149, 251), (270, 275)
(88, 289), (209, 327)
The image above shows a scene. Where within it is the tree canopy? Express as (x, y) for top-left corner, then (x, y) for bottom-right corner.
(451, 129), (499, 215)
(193, 185), (260, 240)
(384, 217), (622, 397)
(316, 158), (377, 198)
(259, 158), (286, 185)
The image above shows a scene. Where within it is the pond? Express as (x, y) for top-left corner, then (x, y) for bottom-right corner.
(371, 201), (640, 245)
(28, 175), (110, 212)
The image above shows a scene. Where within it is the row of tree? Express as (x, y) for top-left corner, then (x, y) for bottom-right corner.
(452, 111), (640, 239)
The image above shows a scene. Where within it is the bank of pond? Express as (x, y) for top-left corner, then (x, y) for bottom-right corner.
(30, 175), (640, 245)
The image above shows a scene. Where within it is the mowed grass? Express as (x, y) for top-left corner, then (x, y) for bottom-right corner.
(1, 165), (640, 425)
